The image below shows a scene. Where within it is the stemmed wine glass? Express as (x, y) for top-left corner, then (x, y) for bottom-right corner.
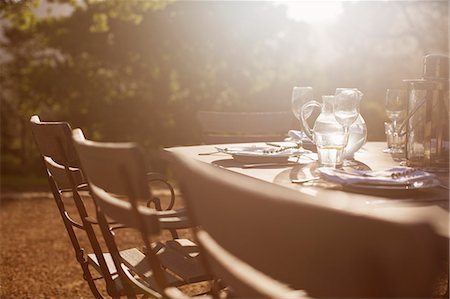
(333, 89), (361, 143)
(333, 89), (362, 166)
(385, 89), (407, 131)
(291, 87), (314, 132)
(384, 89), (407, 153)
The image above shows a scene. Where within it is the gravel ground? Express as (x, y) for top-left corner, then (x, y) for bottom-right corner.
(1, 191), (448, 298)
(0, 190), (208, 298)
(1, 192), (100, 298)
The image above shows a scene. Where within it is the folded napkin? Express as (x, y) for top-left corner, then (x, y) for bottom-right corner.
(285, 130), (315, 151)
(319, 167), (437, 186)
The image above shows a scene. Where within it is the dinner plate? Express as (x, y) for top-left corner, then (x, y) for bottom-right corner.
(342, 178), (441, 195)
(319, 167), (442, 195)
(216, 146), (303, 163)
(344, 178), (441, 189)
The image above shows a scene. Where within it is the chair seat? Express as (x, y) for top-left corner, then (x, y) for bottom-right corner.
(159, 239), (210, 283)
(166, 238), (200, 259)
(88, 250), (121, 276)
(88, 248), (186, 295)
(120, 239), (210, 285)
(87, 249), (138, 296)
(119, 247), (185, 287)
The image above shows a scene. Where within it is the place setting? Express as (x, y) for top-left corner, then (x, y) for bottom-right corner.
(286, 87), (448, 198)
(319, 167), (442, 195)
(204, 142), (314, 168)
(200, 86), (319, 168)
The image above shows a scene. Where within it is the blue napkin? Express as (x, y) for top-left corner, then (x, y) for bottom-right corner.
(319, 167), (437, 186)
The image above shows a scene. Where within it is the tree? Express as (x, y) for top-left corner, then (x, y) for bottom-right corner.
(1, 0), (447, 177)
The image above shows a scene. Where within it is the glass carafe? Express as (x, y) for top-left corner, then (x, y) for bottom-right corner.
(301, 95), (367, 158)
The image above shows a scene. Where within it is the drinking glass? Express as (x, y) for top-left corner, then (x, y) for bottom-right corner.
(333, 89), (361, 141)
(383, 121), (406, 154)
(291, 87), (314, 131)
(315, 129), (347, 168)
(385, 89), (407, 131)
(385, 89), (407, 154)
(333, 89), (362, 166)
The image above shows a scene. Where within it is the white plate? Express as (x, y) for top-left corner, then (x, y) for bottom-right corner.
(217, 146), (303, 163)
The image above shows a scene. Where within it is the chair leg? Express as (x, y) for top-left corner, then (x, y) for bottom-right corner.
(146, 197), (179, 239)
(147, 197), (162, 211)
(47, 175), (104, 298)
(81, 261), (104, 299)
(169, 229), (179, 239)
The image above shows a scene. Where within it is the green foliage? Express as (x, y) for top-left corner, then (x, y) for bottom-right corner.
(86, 0), (173, 32)
(0, 1), (448, 177)
(1, 174), (49, 191)
(0, 0), (40, 31)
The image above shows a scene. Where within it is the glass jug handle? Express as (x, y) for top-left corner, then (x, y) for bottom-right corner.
(301, 100), (322, 141)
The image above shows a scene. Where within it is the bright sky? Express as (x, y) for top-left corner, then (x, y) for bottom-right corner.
(276, 1), (345, 23)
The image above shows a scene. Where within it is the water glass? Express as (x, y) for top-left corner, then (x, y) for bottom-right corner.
(384, 122), (405, 154)
(315, 129), (347, 168)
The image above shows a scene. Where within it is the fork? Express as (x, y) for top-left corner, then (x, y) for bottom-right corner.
(264, 143), (300, 154)
(390, 168), (419, 179)
(198, 151), (222, 155)
(198, 147), (227, 155)
(291, 177), (320, 184)
(332, 168), (421, 179)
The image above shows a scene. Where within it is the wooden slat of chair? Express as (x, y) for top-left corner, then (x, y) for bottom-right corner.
(73, 131), (210, 297)
(30, 115), (81, 167)
(43, 156), (84, 191)
(170, 153), (445, 298)
(197, 111), (294, 144)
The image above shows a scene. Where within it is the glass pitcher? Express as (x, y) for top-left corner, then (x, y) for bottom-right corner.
(301, 94), (367, 158)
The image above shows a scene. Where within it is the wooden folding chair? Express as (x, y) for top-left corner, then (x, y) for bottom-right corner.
(30, 115), (141, 298)
(72, 129), (210, 298)
(170, 153), (446, 298)
(197, 111), (293, 144)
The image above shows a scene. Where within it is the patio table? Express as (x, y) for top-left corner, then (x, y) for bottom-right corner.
(165, 142), (449, 239)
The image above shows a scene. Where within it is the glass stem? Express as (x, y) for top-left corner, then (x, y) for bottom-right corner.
(343, 126), (350, 147)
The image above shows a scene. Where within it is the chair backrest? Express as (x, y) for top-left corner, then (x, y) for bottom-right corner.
(197, 111), (293, 144)
(72, 129), (151, 200)
(170, 153), (443, 298)
(30, 115), (81, 168)
(72, 130), (158, 233)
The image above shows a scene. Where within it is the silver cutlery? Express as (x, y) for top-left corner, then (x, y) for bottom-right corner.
(266, 142), (299, 148)
(291, 177), (320, 183)
(198, 151), (222, 155)
(198, 147), (227, 155)
(263, 143), (300, 154)
(242, 162), (299, 168)
(265, 142), (311, 153)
